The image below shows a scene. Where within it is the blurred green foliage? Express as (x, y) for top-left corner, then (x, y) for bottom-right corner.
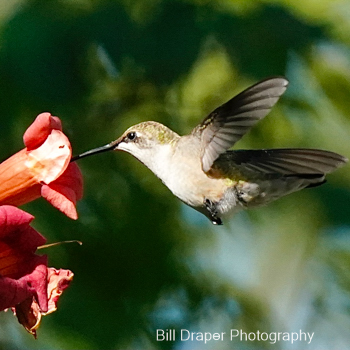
(0, 0), (350, 349)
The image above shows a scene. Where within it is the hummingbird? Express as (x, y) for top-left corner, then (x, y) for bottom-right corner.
(72, 77), (347, 225)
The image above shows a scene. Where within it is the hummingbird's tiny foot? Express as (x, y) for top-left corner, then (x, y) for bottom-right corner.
(204, 198), (223, 225)
(234, 186), (250, 205)
(212, 217), (223, 225)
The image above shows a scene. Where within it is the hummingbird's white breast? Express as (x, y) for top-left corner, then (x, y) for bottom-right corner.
(147, 136), (237, 212)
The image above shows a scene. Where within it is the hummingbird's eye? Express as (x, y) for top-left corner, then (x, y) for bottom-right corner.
(126, 132), (137, 141)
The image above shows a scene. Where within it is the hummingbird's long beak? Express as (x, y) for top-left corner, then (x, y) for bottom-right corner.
(71, 139), (120, 162)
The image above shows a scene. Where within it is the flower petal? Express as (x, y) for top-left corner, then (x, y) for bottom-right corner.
(40, 163), (83, 220)
(0, 205), (34, 236)
(0, 276), (36, 311)
(14, 297), (42, 338)
(21, 257), (49, 312)
(46, 268), (74, 315)
(0, 256), (48, 312)
(52, 162), (83, 201)
(25, 130), (71, 184)
(0, 206), (46, 264)
(41, 185), (78, 220)
(23, 113), (62, 151)
(0, 206), (49, 313)
(0, 150), (41, 207)
(67, 163), (83, 201)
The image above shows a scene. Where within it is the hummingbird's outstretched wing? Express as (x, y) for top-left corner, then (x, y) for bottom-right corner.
(194, 77), (289, 172)
(212, 148), (347, 179)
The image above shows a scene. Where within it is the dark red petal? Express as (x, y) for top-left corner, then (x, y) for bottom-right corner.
(0, 276), (36, 311)
(0, 206), (46, 255)
(0, 256), (48, 312)
(22, 257), (48, 313)
(0, 206), (34, 238)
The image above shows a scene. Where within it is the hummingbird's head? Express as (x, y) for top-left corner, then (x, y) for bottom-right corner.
(71, 121), (179, 163)
(116, 121), (179, 149)
(114, 121), (180, 162)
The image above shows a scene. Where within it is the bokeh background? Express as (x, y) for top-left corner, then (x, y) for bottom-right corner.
(0, 0), (350, 349)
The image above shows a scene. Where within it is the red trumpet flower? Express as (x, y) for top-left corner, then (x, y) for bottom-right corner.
(0, 205), (73, 337)
(0, 112), (83, 219)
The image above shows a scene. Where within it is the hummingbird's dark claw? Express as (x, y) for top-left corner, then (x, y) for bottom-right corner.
(212, 217), (223, 225)
(204, 198), (223, 225)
